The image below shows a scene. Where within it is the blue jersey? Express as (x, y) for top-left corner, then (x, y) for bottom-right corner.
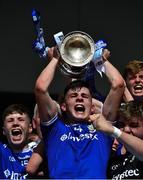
(0, 142), (36, 179)
(41, 115), (113, 179)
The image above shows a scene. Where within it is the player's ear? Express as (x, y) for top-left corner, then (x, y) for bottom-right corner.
(28, 123), (33, 134)
(60, 102), (66, 112)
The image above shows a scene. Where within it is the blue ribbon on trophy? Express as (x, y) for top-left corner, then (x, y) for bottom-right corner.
(31, 9), (107, 79)
(32, 9), (64, 59)
(83, 40), (107, 81)
(32, 9), (49, 59)
(92, 40), (107, 77)
(83, 40), (107, 101)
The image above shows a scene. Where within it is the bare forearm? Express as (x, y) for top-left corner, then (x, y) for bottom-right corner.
(104, 60), (124, 87)
(100, 50), (125, 122)
(35, 57), (59, 92)
(103, 125), (143, 161)
(90, 114), (143, 161)
(123, 85), (134, 102)
(118, 132), (143, 161)
(35, 57), (59, 121)
(102, 60), (125, 122)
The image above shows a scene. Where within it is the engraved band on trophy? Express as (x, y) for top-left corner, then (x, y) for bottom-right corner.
(57, 31), (95, 78)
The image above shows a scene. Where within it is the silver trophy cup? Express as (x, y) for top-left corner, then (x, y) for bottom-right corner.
(58, 31), (95, 78)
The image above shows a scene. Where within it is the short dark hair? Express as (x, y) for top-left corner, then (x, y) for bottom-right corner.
(2, 104), (31, 122)
(64, 79), (93, 97)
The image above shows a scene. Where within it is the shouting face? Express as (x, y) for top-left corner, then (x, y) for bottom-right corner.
(126, 71), (143, 99)
(61, 87), (93, 123)
(3, 112), (32, 151)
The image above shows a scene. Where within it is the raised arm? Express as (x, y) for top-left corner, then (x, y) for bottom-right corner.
(123, 82), (134, 102)
(101, 50), (125, 122)
(35, 47), (60, 123)
(89, 113), (143, 161)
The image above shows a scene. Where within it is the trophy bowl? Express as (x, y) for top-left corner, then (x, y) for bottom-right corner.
(58, 31), (95, 78)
